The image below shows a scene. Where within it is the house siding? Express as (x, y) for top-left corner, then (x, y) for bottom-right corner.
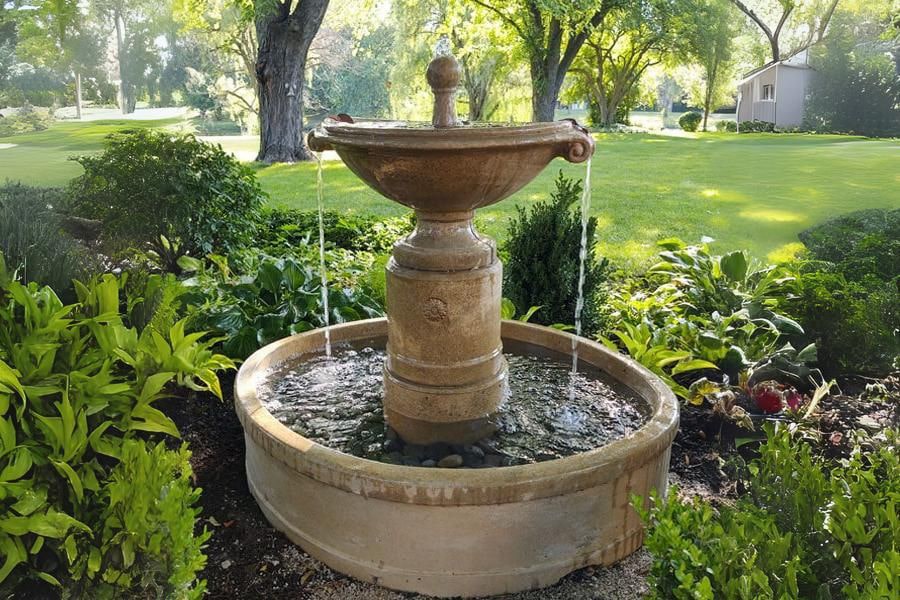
(774, 66), (813, 128)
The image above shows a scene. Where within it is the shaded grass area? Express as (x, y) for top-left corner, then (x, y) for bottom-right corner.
(0, 116), (897, 268)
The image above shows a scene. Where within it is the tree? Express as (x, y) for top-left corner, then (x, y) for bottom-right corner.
(16, 1), (103, 118)
(470, 0), (624, 121)
(254, 0), (330, 162)
(803, 0), (900, 136)
(570, 0), (684, 127)
(683, 0), (739, 130)
(729, 0), (840, 62)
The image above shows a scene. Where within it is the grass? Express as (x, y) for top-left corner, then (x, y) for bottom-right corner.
(1, 116), (897, 268)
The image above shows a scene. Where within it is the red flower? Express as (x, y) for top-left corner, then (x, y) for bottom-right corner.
(752, 382), (783, 414)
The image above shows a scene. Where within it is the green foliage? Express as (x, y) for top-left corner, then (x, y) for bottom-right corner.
(678, 111), (702, 132)
(739, 119), (776, 133)
(0, 271), (232, 593)
(76, 440), (208, 599)
(310, 23), (395, 117)
(804, 17), (900, 138)
(798, 209), (899, 282)
(183, 254), (384, 359)
(69, 129), (266, 271)
(0, 107), (53, 137)
(503, 171), (608, 334)
(261, 208), (413, 255)
(640, 426), (900, 599)
(603, 240), (800, 396)
(788, 269), (898, 376)
(0, 183), (94, 295)
(716, 119), (737, 132)
(790, 209), (899, 376)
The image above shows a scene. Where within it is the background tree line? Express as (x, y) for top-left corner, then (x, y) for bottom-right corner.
(0, 0), (896, 160)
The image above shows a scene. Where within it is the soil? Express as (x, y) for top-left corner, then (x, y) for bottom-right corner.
(164, 372), (898, 600)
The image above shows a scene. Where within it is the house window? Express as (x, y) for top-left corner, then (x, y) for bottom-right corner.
(762, 84), (775, 100)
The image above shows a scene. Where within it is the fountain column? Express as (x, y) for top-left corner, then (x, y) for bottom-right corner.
(382, 55), (507, 445)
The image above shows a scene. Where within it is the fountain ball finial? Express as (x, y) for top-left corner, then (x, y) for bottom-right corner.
(426, 52), (461, 128)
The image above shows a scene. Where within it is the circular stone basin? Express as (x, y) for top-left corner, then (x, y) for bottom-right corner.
(235, 318), (678, 598)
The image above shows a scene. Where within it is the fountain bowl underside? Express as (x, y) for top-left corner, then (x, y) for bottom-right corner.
(235, 318), (678, 598)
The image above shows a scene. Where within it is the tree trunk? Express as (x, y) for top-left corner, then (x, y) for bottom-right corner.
(74, 72), (82, 119)
(530, 61), (559, 122)
(113, 12), (134, 115)
(255, 1), (328, 163)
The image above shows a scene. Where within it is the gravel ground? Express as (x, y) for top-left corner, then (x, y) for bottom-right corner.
(302, 551), (651, 600)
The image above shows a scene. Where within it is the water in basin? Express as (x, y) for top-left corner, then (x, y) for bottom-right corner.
(259, 342), (650, 467)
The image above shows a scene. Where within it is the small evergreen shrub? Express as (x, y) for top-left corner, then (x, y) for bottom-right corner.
(789, 209), (900, 376)
(715, 119), (737, 132)
(503, 171), (608, 333)
(641, 426), (900, 599)
(788, 269), (898, 376)
(798, 209), (899, 281)
(0, 107), (54, 137)
(69, 130), (266, 272)
(0, 183), (94, 294)
(678, 111), (702, 132)
(738, 119), (776, 133)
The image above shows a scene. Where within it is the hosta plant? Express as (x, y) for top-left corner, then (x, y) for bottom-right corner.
(0, 268), (232, 594)
(183, 254), (383, 359)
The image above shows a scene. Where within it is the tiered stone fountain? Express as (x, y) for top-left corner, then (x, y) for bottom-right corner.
(235, 53), (678, 598)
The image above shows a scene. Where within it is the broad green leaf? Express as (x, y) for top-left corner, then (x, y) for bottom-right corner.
(0, 534), (26, 583)
(51, 460), (83, 502)
(720, 251), (749, 282)
(11, 487), (47, 516)
(671, 359), (719, 375)
(0, 448), (33, 482)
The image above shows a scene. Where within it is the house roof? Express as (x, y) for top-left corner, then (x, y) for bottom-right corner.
(737, 47), (813, 86)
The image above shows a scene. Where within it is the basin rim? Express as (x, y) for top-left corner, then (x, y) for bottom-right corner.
(234, 318), (678, 506)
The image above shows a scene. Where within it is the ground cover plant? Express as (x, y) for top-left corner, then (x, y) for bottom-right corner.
(641, 425), (899, 599)
(0, 265), (233, 596)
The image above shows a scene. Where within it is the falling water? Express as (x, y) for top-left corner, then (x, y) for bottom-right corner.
(315, 153), (332, 357)
(570, 156), (593, 398)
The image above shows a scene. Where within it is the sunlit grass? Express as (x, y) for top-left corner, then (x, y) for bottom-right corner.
(0, 118), (897, 270)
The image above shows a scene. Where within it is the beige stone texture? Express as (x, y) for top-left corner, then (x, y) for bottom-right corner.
(234, 319), (679, 598)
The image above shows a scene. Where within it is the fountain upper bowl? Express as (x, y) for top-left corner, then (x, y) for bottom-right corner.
(307, 118), (594, 214)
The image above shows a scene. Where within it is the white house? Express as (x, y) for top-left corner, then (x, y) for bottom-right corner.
(736, 48), (814, 129)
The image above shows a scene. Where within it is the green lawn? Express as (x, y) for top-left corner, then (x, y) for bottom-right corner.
(2, 117), (897, 269)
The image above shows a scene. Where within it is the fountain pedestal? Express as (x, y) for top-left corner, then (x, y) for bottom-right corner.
(384, 210), (506, 444)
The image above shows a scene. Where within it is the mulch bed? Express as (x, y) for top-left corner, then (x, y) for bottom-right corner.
(164, 372), (898, 599)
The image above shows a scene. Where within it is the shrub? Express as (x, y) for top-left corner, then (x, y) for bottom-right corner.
(738, 119), (776, 133)
(0, 271), (233, 594)
(788, 269), (898, 376)
(261, 208), (413, 255)
(640, 426), (899, 599)
(678, 111), (702, 132)
(715, 119), (737, 133)
(0, 183), (94, 294)
(798, 208), (899, 282)
(503, 171), (608, 334)
(183, 254), (384, 359)
(0, 107), (54, 137)
(69, 130), (266, 272)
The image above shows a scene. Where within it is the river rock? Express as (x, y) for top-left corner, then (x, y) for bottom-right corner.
(437, 454), (464, 468)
